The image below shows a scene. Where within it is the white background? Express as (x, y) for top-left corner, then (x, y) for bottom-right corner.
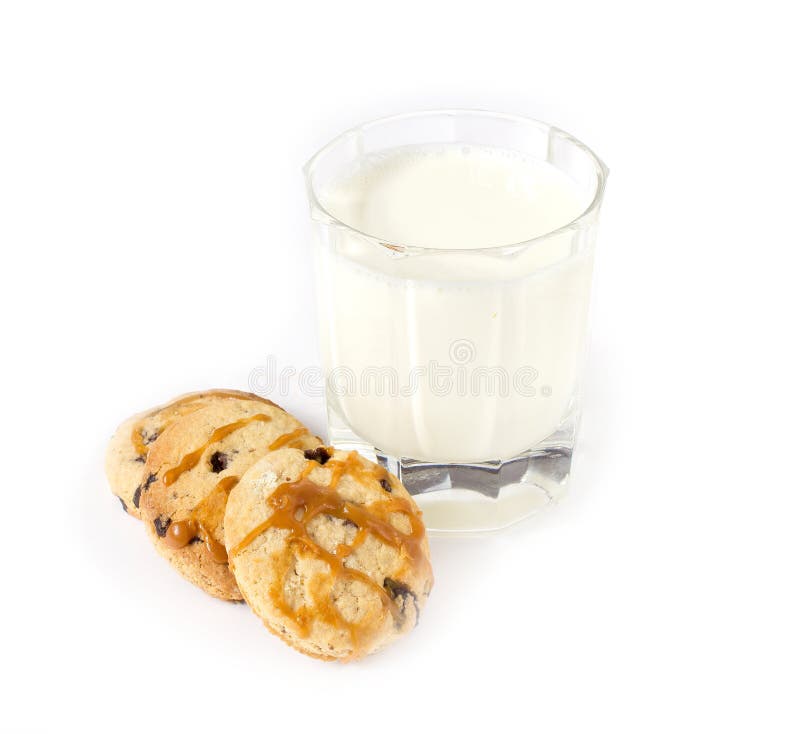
(1, 1), (798, 732)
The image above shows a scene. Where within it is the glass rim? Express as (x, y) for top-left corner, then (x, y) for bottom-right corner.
(303, 109), (608, 256)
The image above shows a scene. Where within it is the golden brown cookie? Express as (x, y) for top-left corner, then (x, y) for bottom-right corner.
(105, 390), (279, 519)
(139, 398), (321, 601)
(224, 447), (434, 660)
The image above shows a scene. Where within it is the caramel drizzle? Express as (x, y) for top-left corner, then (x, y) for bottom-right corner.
(230, 452), (430, 657)
(268, 427), (310, 451)
(130, 390), (278, 459)
(162, 413), (273, 486)
(163, 475), (240, 563)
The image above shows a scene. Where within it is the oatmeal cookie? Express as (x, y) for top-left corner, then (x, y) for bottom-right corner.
(224, 447), (433, 659)
(139, 399), (320, 600)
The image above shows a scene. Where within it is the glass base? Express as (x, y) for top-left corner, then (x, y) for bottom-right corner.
(328, 416), (577, 534)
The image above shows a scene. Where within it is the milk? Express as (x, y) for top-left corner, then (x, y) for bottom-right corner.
(313, 144), (595, 463)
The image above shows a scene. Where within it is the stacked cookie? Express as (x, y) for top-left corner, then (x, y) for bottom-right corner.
(106, 390), (433, 660)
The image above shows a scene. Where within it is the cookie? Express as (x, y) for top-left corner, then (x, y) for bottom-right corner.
(139, 398), (321, 601)
(224, 447), (434, 660)
(105, 389), (279, 519)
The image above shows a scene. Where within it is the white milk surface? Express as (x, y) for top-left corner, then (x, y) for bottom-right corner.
(315, 144), (593, 462)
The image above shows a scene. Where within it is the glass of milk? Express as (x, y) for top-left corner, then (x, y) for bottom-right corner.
(304, 111), (607, 533)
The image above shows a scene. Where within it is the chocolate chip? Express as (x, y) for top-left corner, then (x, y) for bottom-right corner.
(153, 516), (171, 537)
(188, 536), (202, 545)
(383, 578), (419, 627)
(133, 472), (158, 508)
(134, 455), (146, 464)
(118, 497), (128, 513)
(380, 478), (392, 493)
(209, 451), (228, 473)
(303, 447), (331, 465)
(143, 430), (160, 445)
(383, 577), (411, 598)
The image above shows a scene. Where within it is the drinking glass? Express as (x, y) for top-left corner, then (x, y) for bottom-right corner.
(304, 110), (607, 532)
